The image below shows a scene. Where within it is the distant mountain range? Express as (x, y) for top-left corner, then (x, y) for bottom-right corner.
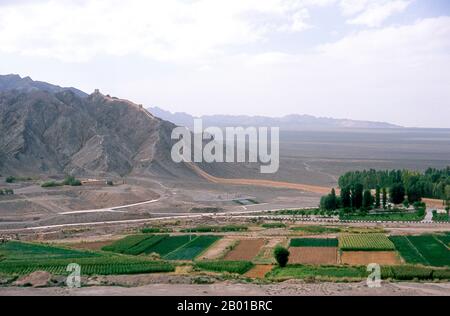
(149, 107), (401, 130)
(0, 73), (401, 179)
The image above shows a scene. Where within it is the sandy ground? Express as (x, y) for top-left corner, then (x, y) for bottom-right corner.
(1, 281), (449, 296)
(341, 251), (401, 266)
(188, 163), (334, 195)
(198, 238), (236, 260)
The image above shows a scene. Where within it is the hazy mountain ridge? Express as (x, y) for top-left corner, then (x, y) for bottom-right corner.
(149, 106), (401, 130)
(0, 74), (87, 98)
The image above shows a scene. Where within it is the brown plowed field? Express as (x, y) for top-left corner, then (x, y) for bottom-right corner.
(341, 251), (401, 266)
(224, 239), (266, 261)
(245, 265), (274, 279)
(289, 247), (338, 265)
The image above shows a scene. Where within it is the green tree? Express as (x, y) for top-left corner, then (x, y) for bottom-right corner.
(375, 185), (381, 209)
(340, 186), (352, 209)
(445, 185), (450, 207)
(362, 190), (374, 210)
(320, 188), (338, 211)
(274, 246), (290, 267)
(382, 187), (387, 209)
(406, 183), (422, 203)
(390, 183), (405, 205)
(5, 176), (15, 183)
(352, 183), (364, 210)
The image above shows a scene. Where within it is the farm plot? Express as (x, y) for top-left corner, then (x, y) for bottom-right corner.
(289, 247), (338, 265)
(389, 236), (428, 265)
(124, 235), (167, 256)
(245, 265), (274, 279)
(436, 233), (450, 247)
(0, 257), (174, 276)
(195, 261), (254, 275)
(102, 235), (158, 254)
(0, 241), (175, 276)
(224, 239), (266, 261)
(341, 251), (400, 266)
(339, 234), (395, 251)
(0, 241), (100, 261)
(290, 238), (338, 247)
(142, 235), (193, 256)
(390, 235), (450, 267)
(164, 236), (221, 260)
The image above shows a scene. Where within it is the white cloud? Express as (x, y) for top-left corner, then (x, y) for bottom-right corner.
(340, 0), (412, 27)
(319, 16), (450, 62)
(0, 0), (317, 63)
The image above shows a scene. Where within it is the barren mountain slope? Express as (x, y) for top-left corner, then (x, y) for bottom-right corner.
(0, 89), (198, 179)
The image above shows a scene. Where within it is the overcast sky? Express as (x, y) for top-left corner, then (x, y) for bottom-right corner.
(0, 0), (449, 127)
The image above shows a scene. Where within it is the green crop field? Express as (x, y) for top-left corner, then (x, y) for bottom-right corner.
(195, 261), (254, 274)
(143, 235), (194, 256)
(290, 238), (338, 247)
(390, 235), (450, 267)
(267, 264), (450, 281)
(405, 235), (450, 267)
(0, 257), (174, 275)
(0, 241), (175, 276)
(164, 236), (220, 260)
(0, 241), (100, 261)
(102, 235), (156, 254)
(339, 234), (395, 251)
(180, 225), (247, 233)
(124, 235), (168, 256)
(268, 265), (367, 281)
(436, 233), (450, 247)
(389, 236), (427, 265)
(290, 226), (341, 234)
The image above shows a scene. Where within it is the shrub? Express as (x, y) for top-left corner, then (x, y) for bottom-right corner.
(63, 176), (82, 186)
(5, 176), (15, 183)
(261, 223), (286, 229)
(274, 246), (290, 267)
(195, 261), (254, 274)
(41, 181), (63, 188)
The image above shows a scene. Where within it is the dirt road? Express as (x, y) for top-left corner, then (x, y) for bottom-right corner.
(1, 281), (449, 296)
(187, 163), (334, 195)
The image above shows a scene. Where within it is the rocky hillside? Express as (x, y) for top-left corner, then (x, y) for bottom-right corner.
(0, 88), (197, 179)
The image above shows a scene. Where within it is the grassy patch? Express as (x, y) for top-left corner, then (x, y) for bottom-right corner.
(261, 223), (286, 229)
(267, 264), (450, 281)
(272, 209), (336, 216)
(341, 212), (425, 222)
(433, 211), (449, 222)
(339, 234), (395, 251)
(290, 238), (338, 247)
(290, 226), (341, 234)
(181, 225), (247, 233)
(195, 260), (254, 275)
(268, 265), (367, 281)
(141, 227), (172, 234)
